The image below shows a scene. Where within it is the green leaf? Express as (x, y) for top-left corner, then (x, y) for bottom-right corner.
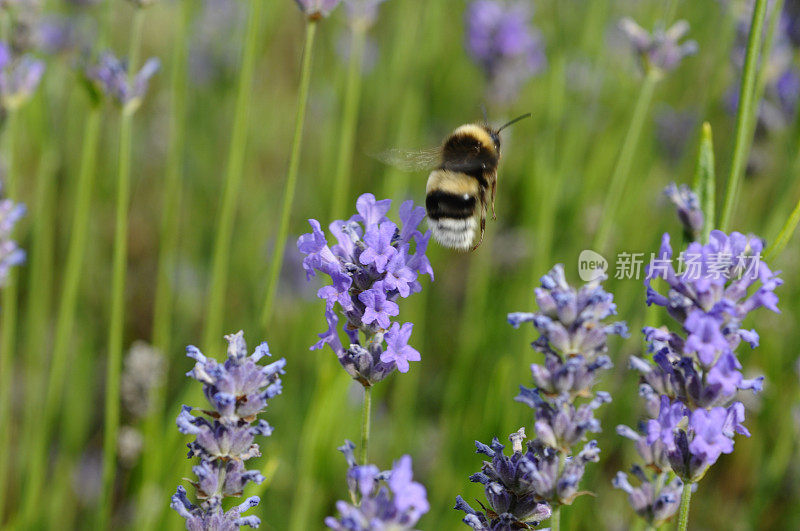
(692, 122), (716, 244)
(765, 194), (800, 262)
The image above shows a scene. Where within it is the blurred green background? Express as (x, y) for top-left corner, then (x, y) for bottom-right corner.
(1, 0), (799, 529)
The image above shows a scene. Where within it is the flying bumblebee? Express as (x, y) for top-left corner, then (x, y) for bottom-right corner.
(378, 113), (530, 251)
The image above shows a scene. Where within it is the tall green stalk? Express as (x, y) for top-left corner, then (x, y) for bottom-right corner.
(593, 69), (659, 251)
(330, 26), (366, 220)
(720, 0), (768, 232)
(0, 109), (20, 526)
(136, 1), (191, 527)
(204, 0), (264, 352)
(20, 105), (102, 527)
(678, 481), (694, 531)
(360, 385), (372, 465)
(98, 9), (146, 528)
(260, 19), (318, 328)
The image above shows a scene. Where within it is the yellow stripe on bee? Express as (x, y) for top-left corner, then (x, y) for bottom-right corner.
(452, 123), (495, 152)
(426, 169), (480, 196)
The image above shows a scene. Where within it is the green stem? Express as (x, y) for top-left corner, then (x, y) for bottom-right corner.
(549, 450), (566, 531)
(136, 1), (191, 527)
(98, 9), (146, 527)
(360, 385), (372, 465)
(204, 0), (264, 352)
(260, 20), (318, 328)
(99, 107), (134, 531)
(593, 69), (659, 251)
(720, 0), (768, 231)
(330, 27), (366, 220)
(0, 109), (19, 526)
(21, 106), (102, 527)
(678, 481), (693, 531)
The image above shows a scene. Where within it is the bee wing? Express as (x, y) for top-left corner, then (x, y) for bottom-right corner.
(372, 146), (442, 172)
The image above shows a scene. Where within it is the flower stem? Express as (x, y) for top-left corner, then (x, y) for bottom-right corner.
(98, 8), (146, 528)
(20, 105), (102, 527)
(260, 19), (318, 328)
(330, 26), (367, 220)
(678, 481), (694, 531)
(720, 0), (768, 232)
(593, 68), (659, 251)
(136, 0), (191, 527)
(360, 385), (372, 465)
(550, 450), (566, 531)
(0, 108), (19, 526)
(204, 0), (264, 352)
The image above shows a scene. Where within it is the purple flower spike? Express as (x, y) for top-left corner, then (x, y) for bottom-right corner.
(298, 193), (432, 385)
(619, 18), (698, 74)
(326, 444), (430, 530)
(84, 52), (160, 111)
(172, 331), (284, 528)
(618, 209), (780, 517)
(0, 42), (45, 109)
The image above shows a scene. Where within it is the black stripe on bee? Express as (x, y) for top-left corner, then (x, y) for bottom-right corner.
(426, 190), (476, 220)
(441, 133), (499, 178)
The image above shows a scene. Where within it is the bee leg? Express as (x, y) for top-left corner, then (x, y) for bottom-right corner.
(491, 179), (497, 220)
(471, 211), (487, 251)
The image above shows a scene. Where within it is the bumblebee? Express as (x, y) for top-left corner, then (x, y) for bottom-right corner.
(379, 113), (530, 251)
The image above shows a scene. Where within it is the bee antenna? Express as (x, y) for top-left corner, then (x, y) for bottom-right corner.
(480, 104), (489, 125)
(497, 112), (532, 132)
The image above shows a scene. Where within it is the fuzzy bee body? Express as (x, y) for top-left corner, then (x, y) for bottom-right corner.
(426, 123), (501, 251)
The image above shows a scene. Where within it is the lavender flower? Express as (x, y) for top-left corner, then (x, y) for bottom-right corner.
(0, 186), (25, 286)
(457, 265), (626, 527)
(84, 51), (160, 112)
(298, 193), (433, 386)
(0, 41), (44, 109)
(465, 0), (546, 103)
(619, 18), (698, 75)
(171, 331), (286, 530)
(295, 0), (342, 19)
(325, 441), (429, 530)
(617, 215), (781, 526)
(664, 183), (704, 240)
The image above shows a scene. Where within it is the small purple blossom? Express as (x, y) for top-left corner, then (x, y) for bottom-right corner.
(171, 331), (285, 529)
(381, 322), (420, 373)
(664, 183), (704, 239)
(298, 194), (432, 385)
(465, 0), (546, 102)
(612, 470), (683, 527)
(619, 18), (698, 74)
(326, 441), (429, 530)
(0, 42), (44, 109)
(84, 52), (160, 110)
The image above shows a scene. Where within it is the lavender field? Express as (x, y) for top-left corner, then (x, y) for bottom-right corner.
(0, 0), (798, 529)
